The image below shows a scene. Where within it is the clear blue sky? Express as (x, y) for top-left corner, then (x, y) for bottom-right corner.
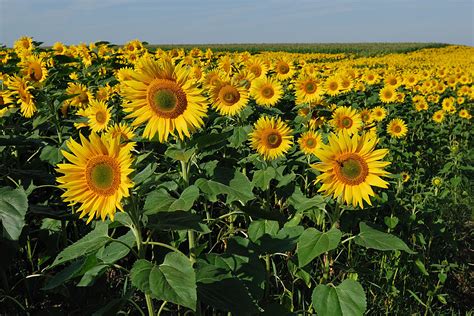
(0, 0), (473, 46)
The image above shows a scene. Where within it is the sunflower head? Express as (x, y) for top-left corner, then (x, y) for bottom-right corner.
(311, 131), (391, 208)
(330, 106), (363, 135)
(250, 77), (283, 107)
(372, 106), (387, 121)
(387, 118), (408, 138)
(211, 79), (249, 116)
(298, 131), (322, 156)
(249, 116), (293, 160)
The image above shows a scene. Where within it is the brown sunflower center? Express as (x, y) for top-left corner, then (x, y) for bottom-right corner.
(384, 90), (393, 98)
(85, 156), (121, 195)
(266, 132), (282, 148)
(147, 79), (187, 119)
(277, 62), (290, 74)
(0, 96), (4, 106)
(305, 137), (317, 148)
(95, 111), (107, 124)
(219, 85), (240, 106)
(334, 153), (369, 185)
(28, 63), (43, 81)
(261, 85), (275, 99)
(304, 81), (317, 94)
(249, 65), (262, 77)
(393, 125), (402, 133)
(340, 116), (353, 128)
(328, 81), (338, 91)
(78, 92), (89, 103)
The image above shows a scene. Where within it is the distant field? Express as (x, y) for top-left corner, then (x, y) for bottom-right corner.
(147, 42), (449, 55)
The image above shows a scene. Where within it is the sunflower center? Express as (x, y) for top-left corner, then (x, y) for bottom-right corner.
(95, 111), (107, 124)
(329, 81), (338, 90)
(28, 63), (43, 81)
(305, 138), (316, 148)
(78, 92), (89, 103)
(250, 65), (262, 77)
(304, 81), (317, 94)
(147, 79), (187, 119)
(219, 85), (240, 106)
(393, 125), (402, 133)
(261, 85), (274, 99)
(334, 153), (369, 185)
(277, 62), (290, 74)
(384, 91), (393, 98)
(266, 132), (282, 148)
(85, 156), (121, 195)
(341, 117), (353, 128)
(0, 96), (4, 106)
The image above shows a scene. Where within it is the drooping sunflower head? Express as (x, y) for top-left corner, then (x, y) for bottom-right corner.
(400, 172), (410, 183)
(56, 133), (134, 223)
(0, 90), (15, 117)
(387, 118), (408, 138)
(19, 55), (48, 83)
(311, 131), (391, 208)
(66, 82), (93, 108)
(250, 77), (283, 107)
(120, 58), (208, 142)
(105, 122), (136, 142)
(5, 75), (36, 118)
(249, 116), (293, 160)
(298, 130), (322, 156)
(211, 79), (249, 116)
(330, 106), (363, 135)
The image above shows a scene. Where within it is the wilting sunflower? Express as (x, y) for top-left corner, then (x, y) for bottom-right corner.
(330, 106), (363, 135)
(372, 106), (387, 121)
(105, 123), (136, 142)
(250, 77), (283, 107)
(249, 116), (293, 160)
(432, 110), (445, 123)
(19, 55), (48, 83)
(387, 118), (408, 138)
(211, 79), (249, 116)
(56, 133), (134, 223)
(295, 76), (322, 104)
(311, 131), (391, 208)
(6, 75), (36, 118)
(84, 99), (111, 132)
(120, 58), (208, 142)
(379, 86), (397, 103)
(298, 130), (322, 155)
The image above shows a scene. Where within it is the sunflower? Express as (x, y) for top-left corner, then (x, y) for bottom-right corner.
(363, 71), (378, 85)
(379, 86), (397, 103)
(120, 58), (208, 142)
(295, 76), (322, 104)
(384, 74), (401, 87)
(66, 83), (93, 108)
(298, 130), (322, 155)
(359, 108), (373, 124)
(53, 42), (67, 55)
(325, 76), (341, 96)
(0, 91), (14, 117)
(431, 177), (442, 187)
(274, 57), (295, 80)
(14, 36), (34, 53)
(330, 106), (363, 135)
(249, 116), (293, 160)
(387, 118), (408, 138)
(19, 55), (48, 83)
(56, 133), (134, 223)
(311, 131), (391, 208)
(6, 75), (36, 118)
(211, 79), (249, 116)
(432, 110), (445, 123)
(372, 106), (387, 121)
(459, 109), (471, 119)
(245, 57), (269, 79)
(250, 77), (283, 107)
(83, 99), (111, 132)
(400, 172), (410, 183)
(105, 122), (136, 142)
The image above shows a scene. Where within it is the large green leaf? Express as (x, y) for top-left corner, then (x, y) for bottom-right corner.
(288, 187), (326, 213)
(248, 220), (279, 242)
(144, 185), (199, 214)
(228, 125), (252, 148)
(196, 170), (254, 204)
(297, 227), (342, 267)
(312, 279), (367, 316)
(252, 167), (276, 189)
(0, 187), (28, 241)
(355, 222), (415, 254)
(51, 222), (109, 267)
(131, 253), (197, 311)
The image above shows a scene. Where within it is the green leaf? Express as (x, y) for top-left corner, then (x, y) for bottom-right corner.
(40, 145), (64, 165)
(415, 259), (429, 276)
(196, 170), (254, 204)
(42, 260), (85, 290)
(355, 222), (416, 254)
(312, 279), (367, 316)
(252, 167), (276, 189)
(0, 187), (28, 241)
(144, 186), (200, 214)
(149, 252), (197, 311)
(147, 211), (210, 233)
(165, 147), (195, 162)
(297, 227), (342, 267)
(384, 216), (399, 229)
(132, 163), (157, 185)
(228, 125), (252, 148)
(97, 230), (135, 264)
(169, 185), (199, 211)
(51, 222), (109, 267)
(248, 220), (279, 242)
(130, 259), (153, 294)
(288, 187), (325, 213)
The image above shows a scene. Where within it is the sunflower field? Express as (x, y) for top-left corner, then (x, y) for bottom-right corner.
(0, 38), (472, 315)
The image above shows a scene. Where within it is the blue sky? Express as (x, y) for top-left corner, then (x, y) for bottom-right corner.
(0, 0), (473, 46)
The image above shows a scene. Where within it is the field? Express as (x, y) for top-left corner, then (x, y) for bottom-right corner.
(0, 38), (473, 315)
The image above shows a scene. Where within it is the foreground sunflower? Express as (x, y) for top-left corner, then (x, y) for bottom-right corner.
(120, 58), (208, 142)
(249, 116), (293, 160)
(311, 131), (391, 208)
(56, 133), (134, 223)
(250, 77), (283, 107)
(387, 118), (408, 138)
(298, 130), (322, 156)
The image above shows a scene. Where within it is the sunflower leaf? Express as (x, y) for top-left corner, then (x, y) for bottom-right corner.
(297, 227), (342, 267)
(355, 222), (416, 254)
(312, 279), (367, 316)
(0, 187), (28, 241)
